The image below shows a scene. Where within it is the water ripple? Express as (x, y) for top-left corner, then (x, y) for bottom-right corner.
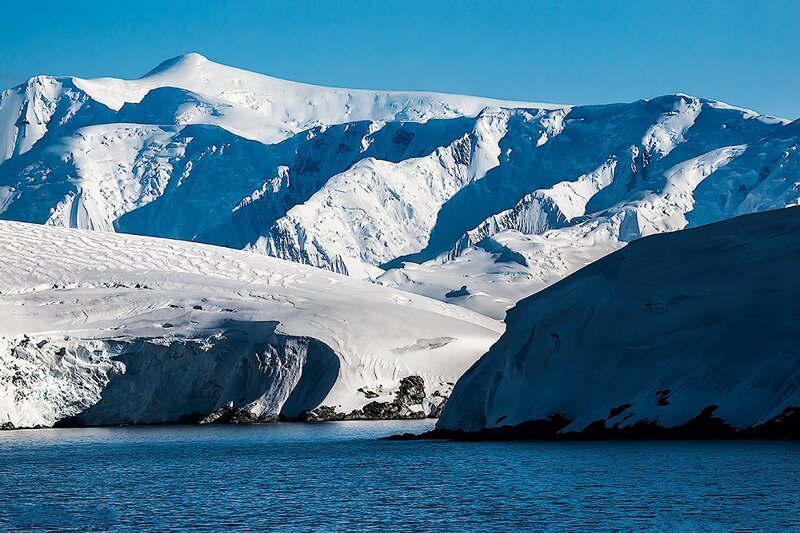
(1, 422), (799, 531)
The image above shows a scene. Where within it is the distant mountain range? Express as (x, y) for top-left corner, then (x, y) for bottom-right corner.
(1, 53), (797, 319)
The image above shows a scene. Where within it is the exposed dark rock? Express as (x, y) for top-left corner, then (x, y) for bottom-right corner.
(387, 413), (571, 441)
(343, 409), (365, 421)
(362, 401), (401, 419)
(299, 405), (345, 422)
(608, 403), (633, 418)
(198, 403), (234, 424)
(300, 375), (440, 422)
(390, 405), (800, 441)
(357, 387), (379, 399)
(198, 402), (271, 424)
(396, 375), (426, 407)
(445, 285), (470, 298)
(747, 407), (800, 439)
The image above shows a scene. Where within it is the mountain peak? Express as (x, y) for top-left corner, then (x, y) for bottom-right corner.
(141, 52), (210, 78)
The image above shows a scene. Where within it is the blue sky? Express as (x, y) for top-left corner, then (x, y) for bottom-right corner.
(1, 0), (798, 118)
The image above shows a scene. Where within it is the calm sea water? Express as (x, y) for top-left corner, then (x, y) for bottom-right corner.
(0, 420), (798, 531)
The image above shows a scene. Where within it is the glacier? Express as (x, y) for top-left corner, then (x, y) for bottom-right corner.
(0, 221), (501, 429)
(434, 207), (800, 439)
(1, 54), (797, 320)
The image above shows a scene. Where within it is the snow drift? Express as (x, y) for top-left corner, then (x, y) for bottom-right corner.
(435, 207), (800, 438)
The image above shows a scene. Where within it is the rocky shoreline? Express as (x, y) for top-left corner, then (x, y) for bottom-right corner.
(387, 406), (800, 441)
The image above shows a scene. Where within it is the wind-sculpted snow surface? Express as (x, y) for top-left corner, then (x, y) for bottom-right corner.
(0, 54), (797, 320)
(435, 207), (800, 439)
(0, 222), (501, 429)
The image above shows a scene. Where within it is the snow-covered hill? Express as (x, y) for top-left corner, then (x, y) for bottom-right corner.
(0, 221), (501, 429)
(435, 207), (800, 439)
(0, 54), (797, 320)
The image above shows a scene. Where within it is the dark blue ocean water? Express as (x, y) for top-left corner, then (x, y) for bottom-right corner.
(0, 420), (798, 531)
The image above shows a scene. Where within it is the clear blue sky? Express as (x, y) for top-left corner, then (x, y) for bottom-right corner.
(1, 0), (798, 118)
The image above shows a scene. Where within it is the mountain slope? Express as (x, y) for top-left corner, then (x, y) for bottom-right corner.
(0, 221), (501, 429)
(435, 207), (800, 438)
(378, 111), (799, 318)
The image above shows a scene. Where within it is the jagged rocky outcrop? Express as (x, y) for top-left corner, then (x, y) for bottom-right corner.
(431, 207), (800, 439)
(197, 402), (273, 425)
(300, 375), (449, 421)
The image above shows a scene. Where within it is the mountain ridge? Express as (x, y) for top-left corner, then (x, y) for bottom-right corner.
(0, 55), (796, 320)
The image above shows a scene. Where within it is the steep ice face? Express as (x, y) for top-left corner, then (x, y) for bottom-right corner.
(0, 221), (501, 429)
(0, 56), (796, 320)
(0, 333), (335, 428)
(436, 207), (800, 437)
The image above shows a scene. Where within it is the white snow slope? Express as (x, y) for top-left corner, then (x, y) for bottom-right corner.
(436, 207), (800, 437)
(1, 55), (796, 319)
(0, 221), (501, 429)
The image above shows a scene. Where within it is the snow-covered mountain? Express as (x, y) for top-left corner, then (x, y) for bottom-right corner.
(1, 54), (796, 319)
(0, 221), (501, 429)
(377, 104), (799, 318)
(434, 207), (800, 439)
